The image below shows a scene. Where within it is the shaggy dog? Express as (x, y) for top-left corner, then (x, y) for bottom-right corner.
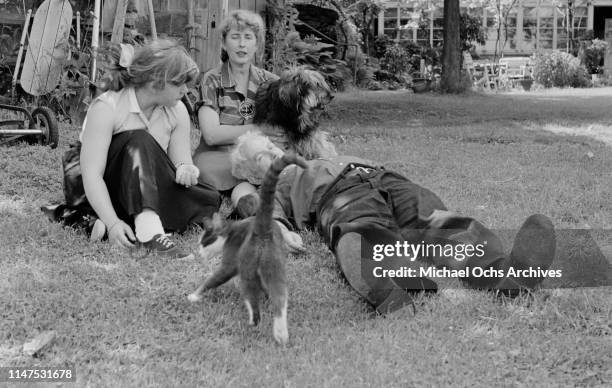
(253, 67), (337, 159)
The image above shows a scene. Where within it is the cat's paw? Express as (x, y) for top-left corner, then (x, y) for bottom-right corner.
(245, 300), (260, 326)
(187, 292), (202, 303)
(273, 317), (289, 345)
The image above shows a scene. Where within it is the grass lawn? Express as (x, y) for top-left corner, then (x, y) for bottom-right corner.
(1, 88), (611, 387)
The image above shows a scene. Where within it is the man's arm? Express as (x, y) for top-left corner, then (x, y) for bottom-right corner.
(233, 190), (304, 253)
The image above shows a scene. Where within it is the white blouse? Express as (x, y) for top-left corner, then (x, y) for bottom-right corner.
(81, 87), (179, 152)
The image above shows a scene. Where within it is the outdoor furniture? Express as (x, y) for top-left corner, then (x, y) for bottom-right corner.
(473, 63), (500, 91)
(411, 78), (431, 93)
(462, 51), (476, 79)
(471, 58), (534, 91)
(498, 57), (533, 88)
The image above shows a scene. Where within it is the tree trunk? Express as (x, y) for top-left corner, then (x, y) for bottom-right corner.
(327, 0), (350, 59)
(441, 0), (462, 93)
(362, 8), (370, 57)
(495, 0), (502, 61)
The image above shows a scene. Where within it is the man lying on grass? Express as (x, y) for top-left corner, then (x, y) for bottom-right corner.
(229, 131), (556, 313)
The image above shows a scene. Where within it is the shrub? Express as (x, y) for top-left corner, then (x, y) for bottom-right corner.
(399, 40), (423, 71)
(460, 13), (487, 52)
(373, 35), (392, 59)
(399, 42), (442, 75)
(345, 48), (372, 87)
(380, 44), (412, 76)
(269, 32), (352, 91)
(531, 51), (589, 88)
(352, 61), (379, 88)
(580, 38), (609, 74)
(265, 2), (352, 90)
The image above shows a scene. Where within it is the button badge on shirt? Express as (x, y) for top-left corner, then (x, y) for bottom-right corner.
(239, 98), (255, 119)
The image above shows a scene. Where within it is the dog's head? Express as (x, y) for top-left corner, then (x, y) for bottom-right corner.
(254, 67), (333, 140)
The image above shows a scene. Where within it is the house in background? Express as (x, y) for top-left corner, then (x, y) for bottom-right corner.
(377, 0), (612, 57)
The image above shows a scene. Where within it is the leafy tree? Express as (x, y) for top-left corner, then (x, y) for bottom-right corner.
(581, 38), (609, 74)
(460, 12), (487, 52)
(345, 0), (384, 57)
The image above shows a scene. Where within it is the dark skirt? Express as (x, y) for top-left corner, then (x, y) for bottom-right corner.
(104, 130), (221, 232)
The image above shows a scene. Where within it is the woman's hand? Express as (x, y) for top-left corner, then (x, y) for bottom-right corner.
(168, 102), (199, 188)
(175, 164), (200, 187)
(81, 100), (132, 250)
(108, 220), (136, 248)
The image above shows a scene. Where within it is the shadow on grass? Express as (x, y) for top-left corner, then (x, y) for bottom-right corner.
(544, 229), (612, 289)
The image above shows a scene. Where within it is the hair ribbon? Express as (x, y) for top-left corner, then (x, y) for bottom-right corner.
(119, 43), (135, 68)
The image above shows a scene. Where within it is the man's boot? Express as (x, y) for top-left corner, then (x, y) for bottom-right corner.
(495, 214), (556, 296)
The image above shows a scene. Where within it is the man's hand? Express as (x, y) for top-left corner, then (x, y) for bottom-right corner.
(421, 209), (459, 229)
(275, 221), (304, 253)
(175, 164), (200, 187)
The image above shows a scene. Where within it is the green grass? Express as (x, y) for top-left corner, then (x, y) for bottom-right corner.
(1, 88), (611, 387)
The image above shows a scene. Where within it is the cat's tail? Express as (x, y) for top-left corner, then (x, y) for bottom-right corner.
(256, 152), (308, 237)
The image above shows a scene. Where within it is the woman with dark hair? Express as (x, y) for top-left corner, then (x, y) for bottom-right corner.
(80, 39), (220, 258)
(194, 9), (279, 207)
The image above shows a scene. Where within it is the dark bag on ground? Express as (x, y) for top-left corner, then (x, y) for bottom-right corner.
(41, 142), (99, 233)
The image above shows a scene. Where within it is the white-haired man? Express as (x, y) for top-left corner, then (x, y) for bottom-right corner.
(230, 131), (556, 313)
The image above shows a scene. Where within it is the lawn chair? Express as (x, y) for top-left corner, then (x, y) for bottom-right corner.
(498, 57), (533, 88)
(473, 63), (500, 91)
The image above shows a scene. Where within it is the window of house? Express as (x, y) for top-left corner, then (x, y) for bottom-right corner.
(504, 9), (518, 50)
(432, 7), (444, 46)
(484, 6), (500, 52)
(383, 7), (399, 39)
(556, 5), (569, 50)
(523, 6), (538, 51)
(398, 6), (415, 42)
(384, 6), (398, 19)
(573, 5), (588, 39)
(485, 8), (497, 29)
(382, 6), (419, 42)
(539, 6), (554, 49)
(416, 10), (432, 47)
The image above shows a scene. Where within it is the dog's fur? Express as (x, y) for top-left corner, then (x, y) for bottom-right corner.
(188, 152), (308, 345)
(253, 67), (337, 159)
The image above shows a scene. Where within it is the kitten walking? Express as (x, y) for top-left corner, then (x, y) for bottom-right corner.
(188, 152), (307, 345)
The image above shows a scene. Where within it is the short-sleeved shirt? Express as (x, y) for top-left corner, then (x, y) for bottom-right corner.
(193, 62), (279, 191)
(81, 87), (180, 152)
(273, 156), (375, 230)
